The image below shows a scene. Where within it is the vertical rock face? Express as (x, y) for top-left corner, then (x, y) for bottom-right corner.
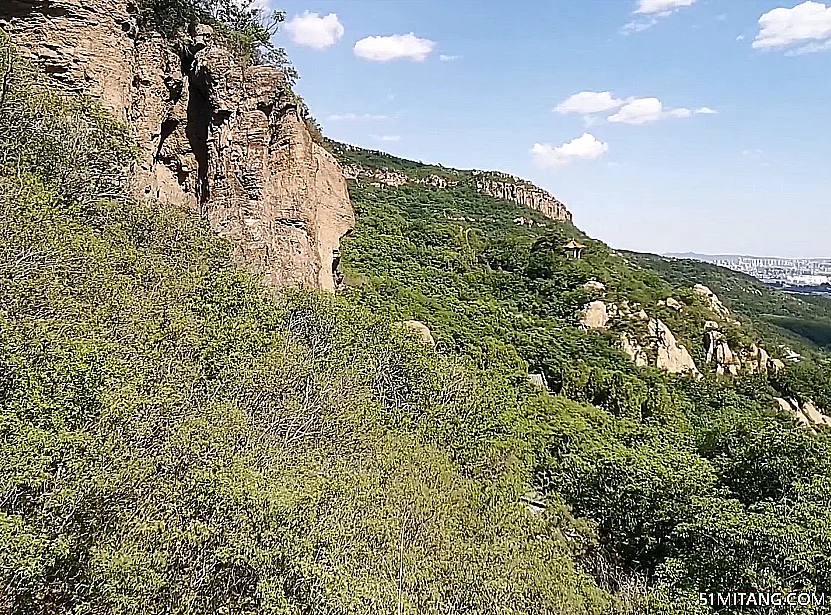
(1, 0), (354, 291)
(474, 172), (572, 222)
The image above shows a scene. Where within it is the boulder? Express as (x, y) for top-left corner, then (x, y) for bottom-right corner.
(704, 329), (740, 377)
(402, 320), (436, 348)
(744, 344), (771, 374)
(649, 318), (701, 378)
(580, 301), (609, 330)
(659, 297), (683, 312)
(582, 280), (606, 293)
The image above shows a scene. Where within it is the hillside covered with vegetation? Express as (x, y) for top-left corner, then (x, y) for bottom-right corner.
(3, 10), (831, 612)
(338, 146), (831, 613)
(0, 31), (638, 614)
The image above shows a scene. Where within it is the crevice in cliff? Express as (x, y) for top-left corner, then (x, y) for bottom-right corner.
(270, 102), (299, 147)
(185, 77), (210, 207)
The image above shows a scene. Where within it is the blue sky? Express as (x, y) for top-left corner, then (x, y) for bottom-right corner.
(271, 0), (831, 257)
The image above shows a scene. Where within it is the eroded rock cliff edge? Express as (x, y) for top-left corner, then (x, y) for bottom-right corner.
(1, 0), (354, 290)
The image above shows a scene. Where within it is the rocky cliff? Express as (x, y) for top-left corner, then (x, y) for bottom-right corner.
(473, 172), (572, 223)
(342, 164), (573, 223)
(1, 0), (354, 290)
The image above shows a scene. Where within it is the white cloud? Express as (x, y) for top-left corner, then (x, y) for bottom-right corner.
(607, 98), (665, 124)
(557, 92), (715, 125)
(736, 34), (746, 41)
(354, 33), (436, 62)
(555, 91), (625, 115)
(379, 135), (401, 142)
(753, 1), (831, 51)
(439, 54), (459, 62)
(635, 0), (696, 14)
(285, 12), (344, 50)
(625, 0), (696, 33)
(531, 133), (609, 168)
(607, 98), (710, 124)
(622, 17), (660, 34)
(666, 107), (692, 118)
(327, 113), (389, 122)
(742, 149), (764, 159)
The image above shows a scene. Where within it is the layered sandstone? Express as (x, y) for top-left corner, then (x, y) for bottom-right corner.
(1, 0), (354, 290)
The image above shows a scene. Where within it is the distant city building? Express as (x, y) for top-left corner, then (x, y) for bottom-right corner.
(674, 254), (831, 294)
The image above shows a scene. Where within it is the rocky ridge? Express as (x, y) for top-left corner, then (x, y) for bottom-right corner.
(342, 165), (573, 223)
(1, 0), (354, 290)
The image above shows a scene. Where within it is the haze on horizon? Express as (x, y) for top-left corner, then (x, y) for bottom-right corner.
(271, 0), (830, 259)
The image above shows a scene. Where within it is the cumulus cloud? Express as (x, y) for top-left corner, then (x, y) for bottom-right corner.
(608, 98), (665, 124)
(555, 91), (625, 115)
(373, 134), (401, 142)
(634, 0), (696, 14)
(326, 113), (389, 122)
(439, 54), (459, 62)
(555, 92), (715, 125)
(354, 33), (436, 62)
(285, 12), (344, 50)
(531, 134), (609, 168)
(753, 2), (831, 52)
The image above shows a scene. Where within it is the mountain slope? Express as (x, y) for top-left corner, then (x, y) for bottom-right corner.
(0, 31), (625, 614)
(336, 144), (831, 612)
(3, 15), (831, 613)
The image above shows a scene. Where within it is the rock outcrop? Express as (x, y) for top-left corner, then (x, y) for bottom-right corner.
(775, 398), (831, 432)
(620, 334), (649, 367)
(1, 0), (354, 291)
(693, 284), (734, 320)
(582, 280), (606, 293)
(659, 297), (684, 312)
(704, 329), (741, 376)
(703, 322), (780, 376)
